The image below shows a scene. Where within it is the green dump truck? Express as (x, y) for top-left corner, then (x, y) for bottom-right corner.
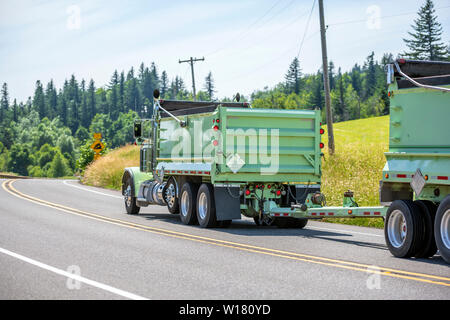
(122, 59), (449, 263)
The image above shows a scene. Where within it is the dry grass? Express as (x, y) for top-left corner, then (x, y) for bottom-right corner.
(82, 144), (140, 190)
(320, 116), (389, 228)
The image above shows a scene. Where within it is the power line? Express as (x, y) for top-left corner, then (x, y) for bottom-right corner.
(296, 0), (316, 59)
(221, 5), (312, 60)
(204, 0), (284, 57)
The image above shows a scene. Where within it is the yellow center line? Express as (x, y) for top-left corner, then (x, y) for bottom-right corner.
(3, 179), (450, 287)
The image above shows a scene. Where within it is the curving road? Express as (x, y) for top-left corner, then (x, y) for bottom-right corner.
(0, 178), (449, 300)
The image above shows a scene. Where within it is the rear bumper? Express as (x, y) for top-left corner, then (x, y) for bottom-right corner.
(270, 205), (387, 219)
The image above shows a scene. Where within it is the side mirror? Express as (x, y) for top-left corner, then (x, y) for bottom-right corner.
(133, 120), (142, 139)
(153, 89), (160, 100)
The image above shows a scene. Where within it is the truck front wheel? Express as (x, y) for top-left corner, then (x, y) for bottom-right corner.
(124, 177), (140, 215)
(165, 178), (179, 214)
(385, 200), (424, 258)
(434, 195), (450, 263)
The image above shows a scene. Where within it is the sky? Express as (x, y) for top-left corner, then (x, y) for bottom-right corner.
(1, 0), (449, 103)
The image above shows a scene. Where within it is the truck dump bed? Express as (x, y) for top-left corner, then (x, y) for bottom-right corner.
(381, 59), (450, 203)
(156, 103), (321, 184)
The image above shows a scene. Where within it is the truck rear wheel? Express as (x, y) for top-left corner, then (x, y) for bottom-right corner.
(384, 200), (424, 258)
(434, 196), (450, 263)
(414, 200), (437, 258)
(124, 177), (140, 215)
(196, 183), (218, 228)
(179, 182), (198, 225)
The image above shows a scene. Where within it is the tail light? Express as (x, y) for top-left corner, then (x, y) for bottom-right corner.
(320, 128), (325, 135)
(320, 142), (324, 149)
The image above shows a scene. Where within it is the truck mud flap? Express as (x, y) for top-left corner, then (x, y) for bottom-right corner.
(213, 186), (242, 221)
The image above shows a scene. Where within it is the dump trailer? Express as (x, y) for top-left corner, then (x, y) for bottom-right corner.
(380, 59), (450, 262)
(122, 59), (449, 263)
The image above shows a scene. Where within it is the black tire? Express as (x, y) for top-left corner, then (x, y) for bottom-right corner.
(434, 195), (450, 263)
(179, 182), (198, 225)
(124, 177), (140, 215)
(414, 200), (437, 258)
(165, 178), (179, 214)
(196, 183), (218, 228)
(384, 200), (424, 258)
(274, 217), (308, 229)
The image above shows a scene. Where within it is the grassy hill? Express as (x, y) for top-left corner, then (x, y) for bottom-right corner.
(320, 116), (389, 228)
(83, 115), (389, 228)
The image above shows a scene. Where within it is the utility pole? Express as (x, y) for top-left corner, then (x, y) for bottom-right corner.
(179, 56), (205, 101)
(318, 0), (335, 155)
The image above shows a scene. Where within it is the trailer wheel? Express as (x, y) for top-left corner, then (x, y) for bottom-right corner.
(179, 182), (198, 225)
(196, 183), (218, 228)
(413, 200), (437, 258)
(434, 195), (450, 263)
(165, 178), (179, 214)
(384, 200), (424, 258)
(124, 177), (140, 215)
(274, 217), (308, 229)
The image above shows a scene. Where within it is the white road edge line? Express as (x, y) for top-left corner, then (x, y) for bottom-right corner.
(63, 180), (123, 199)
(307, 226), (384, 238)
(0, 247), (149, 300)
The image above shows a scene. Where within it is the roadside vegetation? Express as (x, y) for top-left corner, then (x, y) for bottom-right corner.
(82, 144), (139, 189)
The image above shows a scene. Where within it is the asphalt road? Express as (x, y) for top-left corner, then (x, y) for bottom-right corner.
(0, 178), (449, 300)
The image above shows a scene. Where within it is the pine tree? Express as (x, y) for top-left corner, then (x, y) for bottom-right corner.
(1, 83), (9, 122)
(119, 72), (125, 112)
(33, 81), (46, 119)
(12, 99), (18, 122)
(160, 71), (169, 98)
(87, 79), (96, 120)
(334, 68), (346, 120)
(109, 71), (119, 119)
(58, 92), (68, 126)
(203, 72), (215, 100)
(363, 52), (376, 99)
(403, 0), (448, 60)
(328, 61), (336, 90)
(80, 80), (90, 128)
(285, 57), (302, 94)
(45, 80), (57, 119)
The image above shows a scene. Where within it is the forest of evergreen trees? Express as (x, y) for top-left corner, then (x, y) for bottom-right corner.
(0, 0), (448, 177)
